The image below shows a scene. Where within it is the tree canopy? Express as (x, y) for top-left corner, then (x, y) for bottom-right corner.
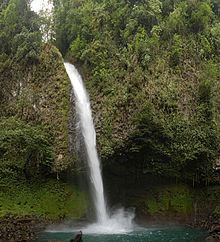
(51, 0), (220, 184)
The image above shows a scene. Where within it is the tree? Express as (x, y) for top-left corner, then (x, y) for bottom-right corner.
(190, 2), (213, 33)
(163, 2), (188, 38)
(13, 27), (42, 64)
(0, 117), (54, 179)
(0, 0), (41, 56)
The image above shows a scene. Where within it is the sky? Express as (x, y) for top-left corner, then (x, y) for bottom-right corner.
(31, 0), (53, 13)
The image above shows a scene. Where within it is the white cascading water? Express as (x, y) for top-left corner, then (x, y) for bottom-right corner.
(64, 62), (135, 234)
(64, 62), (108, 223)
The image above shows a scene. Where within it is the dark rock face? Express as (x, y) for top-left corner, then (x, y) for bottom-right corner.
(200, 216), (220, 241)
(0, 215), (46, 241)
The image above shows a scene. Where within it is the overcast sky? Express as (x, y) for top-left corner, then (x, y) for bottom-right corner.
(31, 0), (53, 13)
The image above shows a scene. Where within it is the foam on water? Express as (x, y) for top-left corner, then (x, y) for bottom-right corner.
(83, 208), (135, 234)
(45, 208), (135, 234)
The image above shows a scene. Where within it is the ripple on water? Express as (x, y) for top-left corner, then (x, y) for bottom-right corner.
(36, 226), (207, 242)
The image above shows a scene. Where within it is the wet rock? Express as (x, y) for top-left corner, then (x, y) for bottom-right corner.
(199, 215), (220, 241)
(0, 215), (49, 241)
(205, 235), (219, 241)
(69, 230), (83, 242)
(209, 224), (220, 232)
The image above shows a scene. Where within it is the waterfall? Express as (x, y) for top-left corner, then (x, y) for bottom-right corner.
(64, 62), (108, 223)
(64, 62), (134, 234)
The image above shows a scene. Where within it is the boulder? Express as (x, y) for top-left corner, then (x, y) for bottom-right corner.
(69, 230), (83, 242)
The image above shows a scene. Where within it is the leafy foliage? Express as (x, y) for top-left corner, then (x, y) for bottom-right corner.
(125, 101), (218, 182)
(0, 0), (219, 192)
(0, 0), (85, 220)
(0, 0), (42, 113)
(190, 2), (213, 33)
(145, 185), (193, 214)
(51, 0), (220, 184)
(0, 0), (42, 57)
(13, 27), (42, 64)
(0, 117), (54, 179)
(0, 179), (88, 219)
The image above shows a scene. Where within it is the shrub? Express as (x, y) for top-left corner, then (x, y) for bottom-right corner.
(0, 117), (54, 181)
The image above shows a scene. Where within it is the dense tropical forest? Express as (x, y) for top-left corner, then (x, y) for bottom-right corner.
(52, 0), (220, 184)
(0, 0), (219, 225)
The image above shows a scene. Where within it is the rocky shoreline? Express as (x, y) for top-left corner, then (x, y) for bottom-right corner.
(198, 215), (220, 241)
(0, 215), (49, 241)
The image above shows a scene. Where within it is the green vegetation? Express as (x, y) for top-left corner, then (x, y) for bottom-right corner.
(144, 185), (193, 214)
(0, 42), (73, 175)
(0, 117), (53, 183)
(0, 0), (219, 221)
(0, 179), (88, 219)
(129, 184), (220, 219)
(52, 0), (220, 184)
(0, 0), (81, 220)
(0, 0), (41, 63)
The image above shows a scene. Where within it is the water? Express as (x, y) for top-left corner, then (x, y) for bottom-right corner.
(35, 226), (207, 241)
(64, 62), (108, 223)
(64, 63), (134, 232)
(60, 63), (207, 242)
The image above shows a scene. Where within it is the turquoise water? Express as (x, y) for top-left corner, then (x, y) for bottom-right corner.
(35, 226), (207, 241)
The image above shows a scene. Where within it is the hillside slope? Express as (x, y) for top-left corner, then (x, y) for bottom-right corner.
(53, 0), (220, 184)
